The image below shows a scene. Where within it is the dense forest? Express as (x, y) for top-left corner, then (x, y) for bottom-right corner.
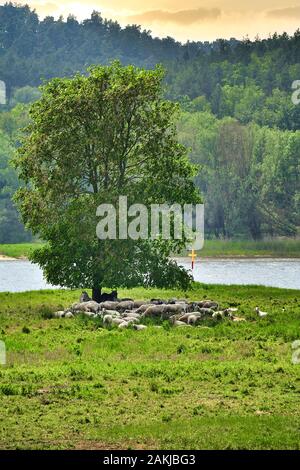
(0, 3), (299, 242)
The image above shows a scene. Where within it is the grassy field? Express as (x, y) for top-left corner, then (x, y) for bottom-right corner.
(0, 284), (300, 450)
(192, 239), (300, 258)
(1, 239), (299, 259)
(0, 243), (44, 259)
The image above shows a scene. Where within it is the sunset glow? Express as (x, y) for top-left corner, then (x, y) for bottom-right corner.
(6, 0), (300, 41)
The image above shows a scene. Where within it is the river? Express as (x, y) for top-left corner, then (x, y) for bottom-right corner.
(0, 258), (299, 292)
(178, 258), (300, 290)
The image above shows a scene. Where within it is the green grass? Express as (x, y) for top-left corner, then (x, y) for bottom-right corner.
(198, 239), (300, 258)
(0, 284), (300, 449)
(0, 243), (43, 259)
(1, 239), (299, 259)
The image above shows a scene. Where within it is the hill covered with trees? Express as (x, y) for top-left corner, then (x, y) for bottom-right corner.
(0, 3), (299, 242)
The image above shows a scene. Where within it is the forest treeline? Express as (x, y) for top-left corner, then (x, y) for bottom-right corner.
(179, 112), (299, 239)
(0, 3), (299, 242)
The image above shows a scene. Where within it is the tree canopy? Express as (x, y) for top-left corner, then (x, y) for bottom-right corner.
(14, 62), (200, 295)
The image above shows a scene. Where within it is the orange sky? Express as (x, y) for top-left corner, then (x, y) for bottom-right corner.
(6, 1), (300, 41)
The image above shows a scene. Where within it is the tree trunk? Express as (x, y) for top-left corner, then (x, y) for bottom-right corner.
(249, 215), (262, 240)
(92, 286), (102, 303)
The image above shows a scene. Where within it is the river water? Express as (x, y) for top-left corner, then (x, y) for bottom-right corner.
(0, 258), (299, 292)
(178, 258), (300, 290)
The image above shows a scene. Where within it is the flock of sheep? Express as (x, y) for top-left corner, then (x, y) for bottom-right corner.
(53, 293), (244, 329)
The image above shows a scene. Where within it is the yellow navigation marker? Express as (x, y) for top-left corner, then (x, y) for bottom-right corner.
(188, 249), (197, 270)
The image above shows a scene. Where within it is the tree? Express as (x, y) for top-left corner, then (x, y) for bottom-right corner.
(14, 62), (200, 299)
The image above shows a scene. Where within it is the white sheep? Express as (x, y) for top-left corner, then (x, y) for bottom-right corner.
(53, 311), (65, 318)
(103, 309), (120, 317)
(71, 302), (87, 313)
(187, 314), (199, 325)
(174, 320), (191, 327)
(64, 311), (74, 318)
(169, 316), (189, 327)
(179, 311), (201, 323)
(84, 301), (100, 313)
(135, 304), (152, 314)
(190, 300), (219, 310)
(143, 305), (165, 317)
(196, 307), (214, 316)
(103, 314), (113, 325)
(212, 311), (224, 320)
(133, 300), (150, 308)
(121, 312), (140, 319)
(99, 301), (119, 311)
(70, 301), (99, 314)
(111, 317), (125, 326)
(116, 301), (135, 312)
(84, 311), (96, 318)
(164, 304), (187, 314)
(133, 324), (147, 331)
(122, 316), (139, 324)
(255, 307), (268, 317)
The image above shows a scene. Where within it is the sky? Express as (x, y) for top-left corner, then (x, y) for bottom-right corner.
(6, 1), (300, 42)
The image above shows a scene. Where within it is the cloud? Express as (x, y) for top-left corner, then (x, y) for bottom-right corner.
(266, 6), (300, 19)
(126, 7), (221, 26)
(29, 2), (60, 16)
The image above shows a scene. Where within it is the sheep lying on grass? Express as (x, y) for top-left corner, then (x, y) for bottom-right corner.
(143, 303), (188, 319)
(116, 300), (135, 312)
(190, 300), (219, 310)
(53, 311), (65, 318)
(133, 324), (147, 331)
(99, 301), (119, 311)
(71, 301), (100, 314)
(135, 304), (152, 314)
(52, 294), (245, 328)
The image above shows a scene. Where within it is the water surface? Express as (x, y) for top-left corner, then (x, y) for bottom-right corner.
(0, 258), (299, 292)
(177, 258), (300, 290)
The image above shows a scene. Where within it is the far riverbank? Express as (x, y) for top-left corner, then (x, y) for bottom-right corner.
(0, 239), (299, 260)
